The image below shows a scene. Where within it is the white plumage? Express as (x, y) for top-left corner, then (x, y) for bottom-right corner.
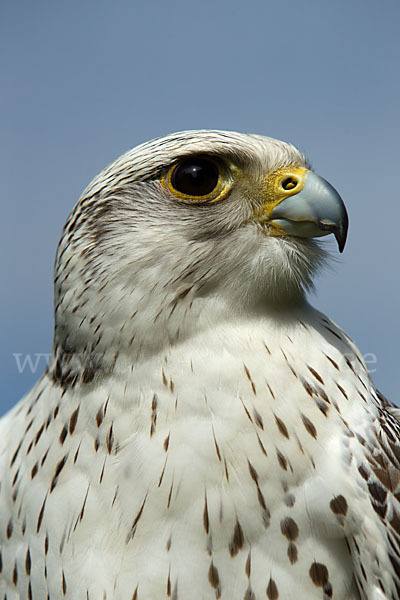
(0, 130), (399, 600)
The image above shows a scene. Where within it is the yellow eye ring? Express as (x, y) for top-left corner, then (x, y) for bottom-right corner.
(161, 156), (233, 203)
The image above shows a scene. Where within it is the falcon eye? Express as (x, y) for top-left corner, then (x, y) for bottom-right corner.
(281, 177), (298, 191)
(170, 158), (220, 197)
(162, 156), (234, 203)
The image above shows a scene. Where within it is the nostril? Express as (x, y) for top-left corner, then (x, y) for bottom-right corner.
(281, 177), (298, 191)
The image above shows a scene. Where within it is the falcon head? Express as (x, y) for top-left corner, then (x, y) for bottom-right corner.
(53, 131), (348, 364)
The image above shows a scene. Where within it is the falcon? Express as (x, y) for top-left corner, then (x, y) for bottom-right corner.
(0, 130), (398, 600)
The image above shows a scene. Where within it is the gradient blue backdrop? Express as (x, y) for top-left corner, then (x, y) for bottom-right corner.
(1, 0), (399, 415)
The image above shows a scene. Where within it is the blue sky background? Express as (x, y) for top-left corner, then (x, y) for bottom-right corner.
(1, 0), (399, 415)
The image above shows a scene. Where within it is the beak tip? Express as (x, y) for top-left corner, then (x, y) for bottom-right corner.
(334, 221), (348, 253)
(319, 204), (348, 253)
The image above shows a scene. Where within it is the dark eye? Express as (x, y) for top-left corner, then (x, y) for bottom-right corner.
(170, 158), (219, 197)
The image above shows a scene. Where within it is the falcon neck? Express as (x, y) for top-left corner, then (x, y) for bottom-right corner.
(49, 289), (312, 394)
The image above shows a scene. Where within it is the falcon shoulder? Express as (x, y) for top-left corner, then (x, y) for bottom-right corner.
(351, 388), (400, 599)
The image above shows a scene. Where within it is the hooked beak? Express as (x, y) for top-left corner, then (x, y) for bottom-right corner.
(258, 167), (349, 252)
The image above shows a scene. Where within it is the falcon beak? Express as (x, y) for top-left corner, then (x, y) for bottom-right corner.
(259, 167), (349, 252)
